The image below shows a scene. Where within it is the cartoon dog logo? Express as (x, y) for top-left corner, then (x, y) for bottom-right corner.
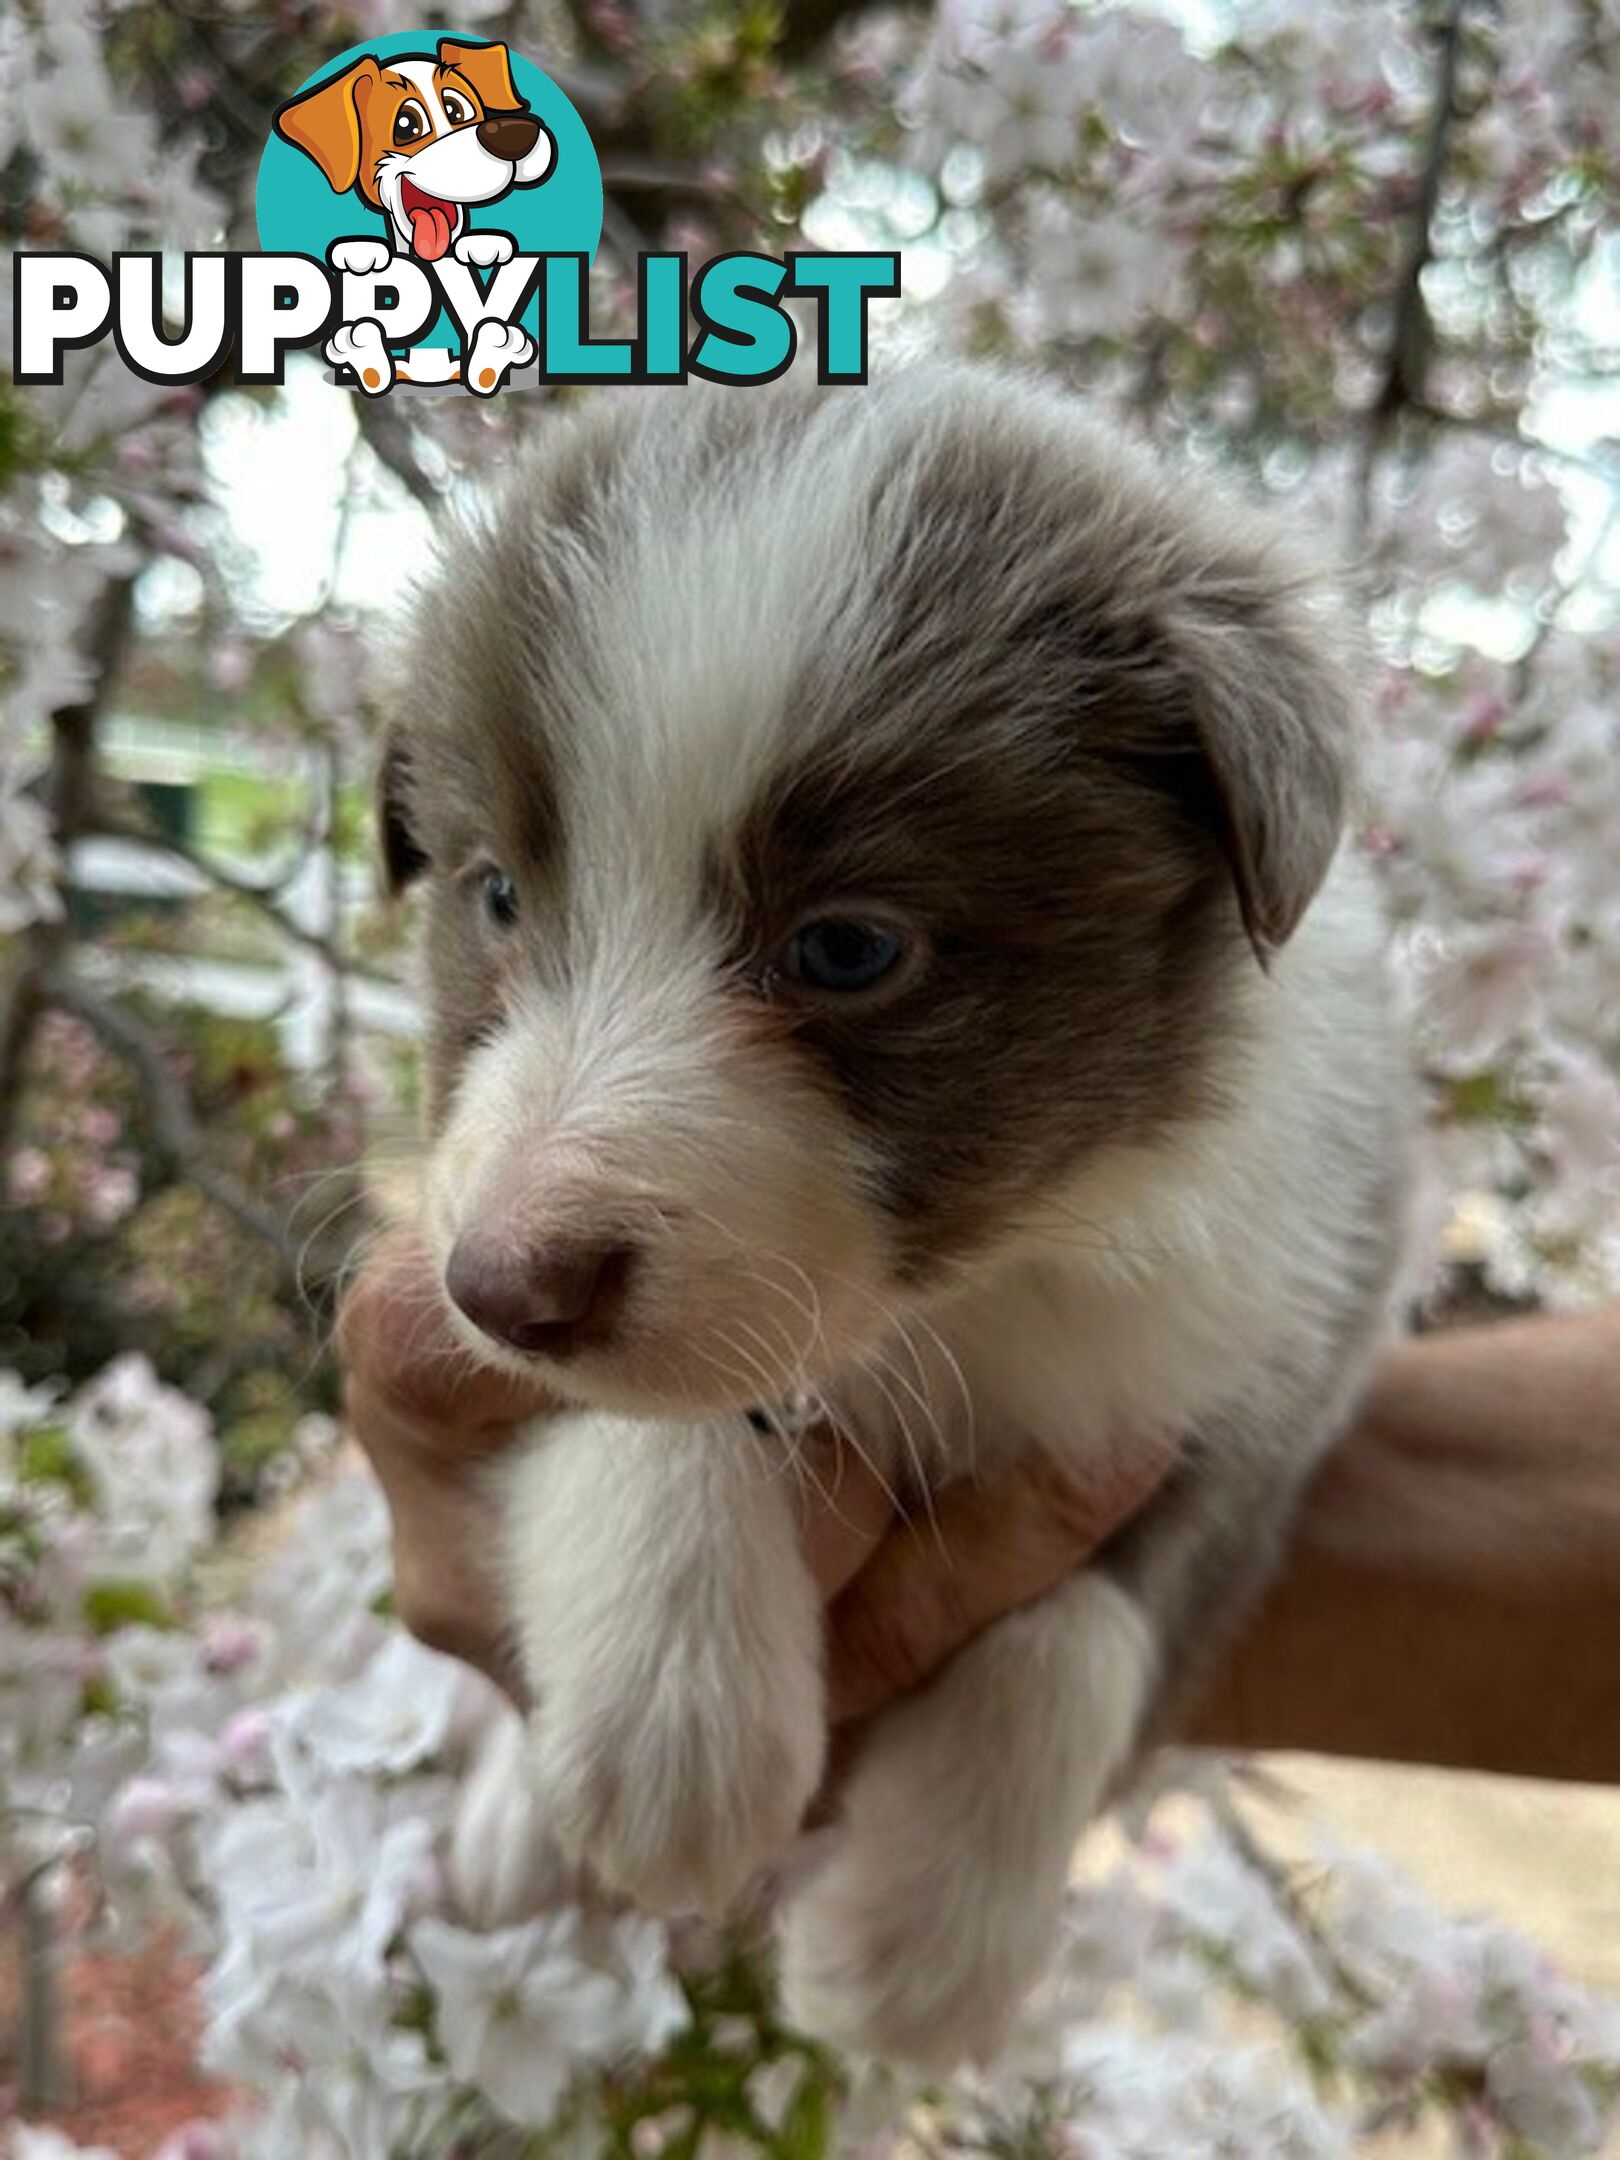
(273, 37), (554, 391)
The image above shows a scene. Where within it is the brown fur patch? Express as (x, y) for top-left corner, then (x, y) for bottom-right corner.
(383, 373), (1355, 1253)
(707, 435), (1250, 1278)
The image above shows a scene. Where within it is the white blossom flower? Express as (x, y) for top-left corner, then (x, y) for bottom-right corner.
(70, 1355), (218, 1586)
(151, 2124), (237, 2160)
(249, 1464), (394, 1687)
(1487, 2033), (1603, 2152)
(1158, 1836), (1332, 2020)
(205, 1779), (434, 1999)
(936, 0), (1068, 69)
(19, 38), (160, 204)
(282, 1628), (467, 1779)
(412, 1910), (682, 2127)
(1022, 197), (1184, 339)
(0, 1370), (62, 1442)
(978, 48), (1080, 179)
(1070, 9), (1211, 154)
(1416, 919), (1559, 1066)
(1536, 1047), (1620, 1193)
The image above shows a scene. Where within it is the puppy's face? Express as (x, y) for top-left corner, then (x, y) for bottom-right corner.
(383, 374), (1350, 1415)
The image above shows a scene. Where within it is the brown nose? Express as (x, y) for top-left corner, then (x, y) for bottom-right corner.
(476, 112), (542, 162)
(446, 1234), (636, 1360)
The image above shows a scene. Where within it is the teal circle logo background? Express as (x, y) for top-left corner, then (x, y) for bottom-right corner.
(255, 31), (602, 353)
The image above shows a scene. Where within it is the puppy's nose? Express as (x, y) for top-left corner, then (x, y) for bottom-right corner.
(476, 112), (542, 161)
(446, 1234), (635, 1359)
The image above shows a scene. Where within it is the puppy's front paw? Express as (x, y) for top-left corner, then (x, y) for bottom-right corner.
(507, 1413), (825, 1918)
(329, 237), (394, 277)
(779, 1573), (1153, 2071)
(778, 1756), (1054, 2073)
(529, 1627), (822, 1917)
(449, 1708), (585, 1928)
(453, 229), (516, 269)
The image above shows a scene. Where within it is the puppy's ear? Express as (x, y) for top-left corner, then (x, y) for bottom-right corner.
(438, 38), (525, 112)
(273, 56), (380, 194)
(377, 734), (430, 897)
(1158, 580), (1352, 966)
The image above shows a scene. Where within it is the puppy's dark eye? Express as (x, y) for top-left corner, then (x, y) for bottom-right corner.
(441, 90), (474, 126)
(393, 100), (430, 146)
(782, 918), (906, 995)
(481, 866), (519, 929)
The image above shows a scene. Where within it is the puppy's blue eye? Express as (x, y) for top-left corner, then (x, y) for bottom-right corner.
(783, 918), (905, 994)
(482, 867), (519, 929)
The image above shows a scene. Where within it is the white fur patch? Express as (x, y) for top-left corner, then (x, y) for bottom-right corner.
(448, 1708), (584, 1927)
(778, 1572), (1155, 2071)
(502, 1410), (824, 1916)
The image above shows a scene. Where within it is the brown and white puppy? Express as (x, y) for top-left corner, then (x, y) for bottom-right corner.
(378, 368), (1410, 2071)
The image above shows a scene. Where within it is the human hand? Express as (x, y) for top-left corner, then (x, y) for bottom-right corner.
(339, 1227), (1175, 1720)
(346, 1245), (1620, 1790)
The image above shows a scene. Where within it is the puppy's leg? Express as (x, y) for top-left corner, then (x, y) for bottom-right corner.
(449, 1707), (584, 1928)
(504, 1412), (824, 1916)
(780, 1308), (1398, 2070)
(778, 1568), (1154, 2072)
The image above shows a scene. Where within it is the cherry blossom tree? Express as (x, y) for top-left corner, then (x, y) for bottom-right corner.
(3, 0), (1620, 2151)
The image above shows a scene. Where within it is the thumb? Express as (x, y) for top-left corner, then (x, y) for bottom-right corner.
(825, 1439), (1177, 1725)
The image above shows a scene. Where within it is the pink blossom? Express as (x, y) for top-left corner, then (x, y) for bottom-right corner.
(8, 1147), (53, 1204)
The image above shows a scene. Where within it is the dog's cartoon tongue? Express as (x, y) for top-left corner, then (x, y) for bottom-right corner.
(401, 178), (456, 262)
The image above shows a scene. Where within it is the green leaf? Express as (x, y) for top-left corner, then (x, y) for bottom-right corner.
(774, 2068), (833, 2160)
(82, 1579), (177, 1635)
(17, 1424), (93, 1505)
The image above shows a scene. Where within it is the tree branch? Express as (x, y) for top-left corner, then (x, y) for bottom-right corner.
(1353, 0), (1475, 540)
(0, 575), (137, 1164)
(40, 974), (307, 1306)
(1370, 0), (1472, 429)
(777, 0), (901, 61)
(85, 811), (405, 994)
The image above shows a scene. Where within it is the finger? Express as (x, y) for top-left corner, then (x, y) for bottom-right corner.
(338, 1223), (555, 1446)
(791, 1436), (898, 1600)
(358, 1428), (527, 1699)
(826, 1439), (1178, 1724)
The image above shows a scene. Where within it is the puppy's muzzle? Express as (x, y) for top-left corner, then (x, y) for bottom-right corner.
(446, 1231), (636, 1360)
(476, 112), (542, 162)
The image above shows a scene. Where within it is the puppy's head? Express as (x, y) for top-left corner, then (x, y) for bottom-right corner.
(380, 371), (1353, 1414)
(273, 39), (550, 260)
